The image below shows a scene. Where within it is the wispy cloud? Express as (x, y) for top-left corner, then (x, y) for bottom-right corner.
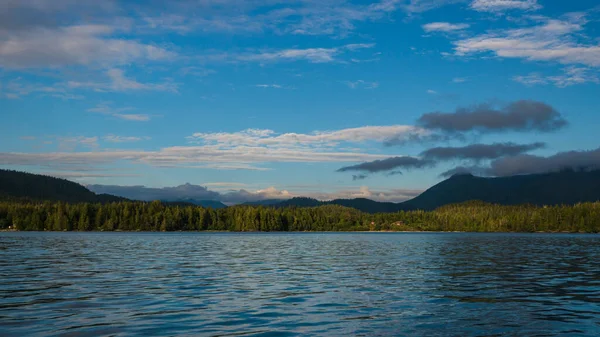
(87, 103), (152, 122)
(254, 84), (289, 89)
(139, 0), (406, 38)
(469, 0), (541, 13)
(1, 125), (428, 172)
(452, 77), (469, 83)
(344, 80), (379, 89)
(56, 136), (99, 152)
(187, 125), (428, 150)
(401, 0), (466, 14)
(103, 135), (151, 143)
(237, 44), (375, 64)
(112, 114), (151, 121)
(0, 77), (81, 100)
(423, 22), (469, 33)
(513, 67), (600, 87)
(69, 68), (178, 93)
(454, 14), (600, 67)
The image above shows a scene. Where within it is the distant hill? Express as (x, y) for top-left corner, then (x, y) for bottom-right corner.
(241, 199), (288, 206)
(401, 170), (600, 210)
(162, 199), (227, 209)
(251, 197), (401, 213)
(0, 169), (126, 203)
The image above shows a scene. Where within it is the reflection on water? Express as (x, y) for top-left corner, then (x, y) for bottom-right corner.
(1, 232), (599, 336)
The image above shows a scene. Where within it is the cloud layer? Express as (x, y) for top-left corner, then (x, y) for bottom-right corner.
(337, 156), (434, 174)
(417, 100), (567, 133)
(421, 142), (545, 161)
(440, 147), (600, 177)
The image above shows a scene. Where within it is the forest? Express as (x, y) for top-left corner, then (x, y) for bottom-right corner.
(2, 200), (600, 233)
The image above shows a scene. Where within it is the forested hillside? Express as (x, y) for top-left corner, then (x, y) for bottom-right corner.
(0, 169), (126, 203)
(2, 200), (600, 233)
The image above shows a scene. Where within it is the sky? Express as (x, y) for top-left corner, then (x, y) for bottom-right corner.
(2, 0), (600, 204)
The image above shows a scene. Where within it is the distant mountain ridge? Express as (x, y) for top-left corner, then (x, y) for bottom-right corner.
(3, 169), (600, 213)
(161, 199), (227, 209)
(248, 170), (600, 212)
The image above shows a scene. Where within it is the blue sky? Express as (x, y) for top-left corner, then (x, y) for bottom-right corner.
(2, 0), (600, 203)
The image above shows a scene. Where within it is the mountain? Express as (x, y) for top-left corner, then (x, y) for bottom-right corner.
(258, 170), (600, 213)
(401, 170), (600, 210)
(0, 169), (126, 203)
(5, 169), (600, 213)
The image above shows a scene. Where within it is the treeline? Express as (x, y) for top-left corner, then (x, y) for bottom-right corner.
(1, 200), (600, 233)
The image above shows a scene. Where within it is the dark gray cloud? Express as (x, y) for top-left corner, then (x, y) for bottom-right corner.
(421, 142), (545, 161)
(386, 170), (403, 176)
(488, 147), (600, 176)
(383, 133), (461, 147)
(418, 100), (568, 133)
(352, 174), (368, 181)
(439, 166), (488, 178)
(337, 156), (434, 173)
(439, 146), (600, 178)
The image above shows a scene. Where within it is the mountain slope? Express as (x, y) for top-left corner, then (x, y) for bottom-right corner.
(0, 169), (126, 203)
(401, 170), (600, 210)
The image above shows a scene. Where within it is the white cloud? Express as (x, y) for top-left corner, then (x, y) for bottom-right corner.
(187, 125), (428, 150)
(454, 14), (600, 67)
(452, 77), (469, 83)
(401, 0), (466, 14)
(344, 80), (379, 89)
(470, 0), (541, 13)
(103, 135), (151, 143)
(113, 114), (151, 121)
(423, 22), (469, 32)
(0, 24), (174, 69)
(427, 89), (438, 94)
(238, 44), (375, 64)
(255, 84), (283, 89)
(1, 125), (427, 172)
(513, 67), (600, 87)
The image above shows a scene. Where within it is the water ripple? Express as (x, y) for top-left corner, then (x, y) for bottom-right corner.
(1, 232), (600, 336)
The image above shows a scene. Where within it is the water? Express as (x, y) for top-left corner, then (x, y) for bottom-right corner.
(1, 233), (600, 336)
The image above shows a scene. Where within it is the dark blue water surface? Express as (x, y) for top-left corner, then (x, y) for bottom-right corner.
(1, 232), (600, 336)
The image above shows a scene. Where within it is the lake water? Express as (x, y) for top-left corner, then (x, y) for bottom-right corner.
(1, 232), (600, 336)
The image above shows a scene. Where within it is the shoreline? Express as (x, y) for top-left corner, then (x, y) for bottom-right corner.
(1, 229), (595, 234)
